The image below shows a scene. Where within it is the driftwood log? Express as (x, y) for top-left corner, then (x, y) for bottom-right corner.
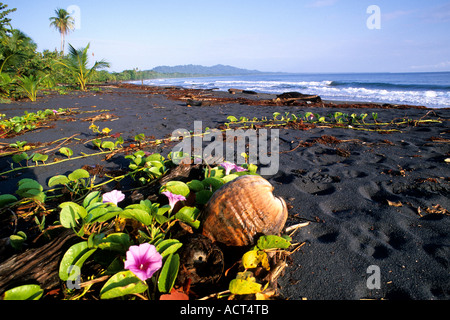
(0, 229), (78, 294)
(274, 91), (322, 105)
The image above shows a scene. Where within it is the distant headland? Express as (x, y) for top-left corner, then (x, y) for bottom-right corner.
(151, 64), (263, 76)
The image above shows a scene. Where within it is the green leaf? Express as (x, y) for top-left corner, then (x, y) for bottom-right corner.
(59, 241), (97, 281)
(68, 169), (90, 182)
(229, 278), (262, 295)
(16, 179), (45, 201)
(97, 233), (131, 252)
(120, 208), (153, 226)
(146, 166), (164, 177)
(17, 179), (42, 191)
(157, 253), (180, 293)
(221, 173), (239, 184)
(156, 239), (183, 258)
(83, 191), (101, 208)
(84, 206), (109, 223)
(161, 181), (190, 197)
(195, 190), (213, 205)
(48, 175), (70, 187)
(227, 115), (238, 122)
(145, 153), (164, 162)
(202, 177), (224, 191)
(31, 153), (48, 163)
(155, 205), (170, 216)
(100, 270), (148, 299)
(242, 250), (270, 270)
(257, 235), (291, 250)
(134, 133), (145, 141)
(187, 180), (205, 192)
(175, 206), (200, 229)
(59, 147), (73, 158)
(93, 138), (102, 149)
(2, 284), (43, 300)
(0, 194), (18, 208)
(12, 152), (28, 164)
(246, 163), (258, 174)
(205, 166), (224, 179)
(59, 202), (87, 229)
(101, 141), (115, 151)
(9, 231), (27, 250)
(273, 112), (281, 120)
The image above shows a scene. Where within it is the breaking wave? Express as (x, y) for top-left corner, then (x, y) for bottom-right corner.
(134, 73), (450, 108)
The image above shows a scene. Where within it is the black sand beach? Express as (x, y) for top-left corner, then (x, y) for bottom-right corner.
(0, 84), (449, 300)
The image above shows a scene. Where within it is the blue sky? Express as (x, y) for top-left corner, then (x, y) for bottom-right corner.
(8, 0), (450, 73)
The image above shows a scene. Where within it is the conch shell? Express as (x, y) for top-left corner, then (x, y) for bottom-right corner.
(201, 175), (288, 246)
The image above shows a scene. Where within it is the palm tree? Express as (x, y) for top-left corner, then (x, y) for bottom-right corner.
(0, 29), (37, 74)
(58, 43), (110, 91)
(49, 8), (74, 55)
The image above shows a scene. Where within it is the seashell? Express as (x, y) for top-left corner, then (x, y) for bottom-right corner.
(201, 175), (288, 246)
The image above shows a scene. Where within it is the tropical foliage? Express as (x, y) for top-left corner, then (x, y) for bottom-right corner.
(57, 43), (110, 91)
(0, 4), (115, 101)
(15, 74), (47, 101)
(0, 2), (15, 33)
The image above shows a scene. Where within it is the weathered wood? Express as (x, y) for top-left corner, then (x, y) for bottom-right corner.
(275, 92), (322, 104)
(0, 229), (77, 294)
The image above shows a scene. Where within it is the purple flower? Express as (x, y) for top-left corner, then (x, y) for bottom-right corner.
(124, 243), (162, 281)
(162, 191), (186, 211)
(233, 164), (246, 172)
(219, 162), (235, 175)
(102, 190), (125, 206)
(219, 162), (247, 175)
(52, 110), (58, 115)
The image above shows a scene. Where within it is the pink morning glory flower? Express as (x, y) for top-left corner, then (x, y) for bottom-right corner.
(162, 191), (186, 211)
(124, 243), (162, 282)
(102, 190), (125, 206)
(233, 164), (246, 172)
(219, 162), (235, 175)
(219, 162), (247, 175)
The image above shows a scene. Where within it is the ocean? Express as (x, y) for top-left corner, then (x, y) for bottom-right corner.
(131, 72), (450, 109)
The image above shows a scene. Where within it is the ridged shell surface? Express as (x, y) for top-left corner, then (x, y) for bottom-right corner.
(201, 175), (288, 246)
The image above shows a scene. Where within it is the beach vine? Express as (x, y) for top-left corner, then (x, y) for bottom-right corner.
(1, 145), (300, 300)
(224, 110), (444, 133)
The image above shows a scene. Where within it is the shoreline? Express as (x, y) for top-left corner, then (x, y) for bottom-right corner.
(124, 71), (450, 109)
(113, 82), (436, 110)
(0, 84), (449, 300)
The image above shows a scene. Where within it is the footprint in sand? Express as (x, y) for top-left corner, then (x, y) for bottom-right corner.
(289, 170), (340, 196)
